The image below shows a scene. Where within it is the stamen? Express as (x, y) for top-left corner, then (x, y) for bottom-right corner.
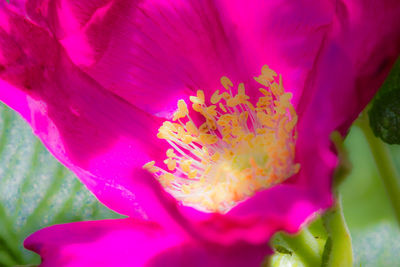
(144, 65), (300, 213)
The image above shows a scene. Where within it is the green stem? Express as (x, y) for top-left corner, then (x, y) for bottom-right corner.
(321, 196), (353, 267)
(280, 228), (321, 267)
(358, 113), (400, 226)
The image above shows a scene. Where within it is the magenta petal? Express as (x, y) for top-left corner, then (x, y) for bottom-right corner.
(0, 8), (186, 225)
(217, 0), (336, 106)
(25, 0), (338, 115)
(25, 0), (252, 116)
(221, 0), (400, 239)
(1, 0), (400, 249)
(298, 0), (400, 133)
(0, 5), (212, 238)
(24, 218), (271, 267)
(0, 79), (31, 123)
(295, 0), (400, 209)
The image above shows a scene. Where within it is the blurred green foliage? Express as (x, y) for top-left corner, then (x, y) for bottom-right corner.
(0, 101), (399, 266)
(369, 57), (400, 144)
(341, 126), (400, 266)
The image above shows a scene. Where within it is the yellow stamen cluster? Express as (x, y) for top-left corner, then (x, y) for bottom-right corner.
(143, 65), (300, 213)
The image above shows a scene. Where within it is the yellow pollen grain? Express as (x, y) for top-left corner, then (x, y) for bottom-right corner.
(159, 173), (175, 188)
(182, 135), (194, 144)
(199, 133), (218, 145)
(180, 160), (192, 173)
(144, 65), (300, 213)
(188, 170), (197, 179)
(238, 83), (245, 95)
(199, 122), (209, 133)
(211, 90), (222, 104)
(143, 161), (158, 173)
(219, 103), (227, 112)
(270, 77), (284, 97)
(189, 90), (205, 105)
(221, 76), (233, 90)
(181, 184), (191, 194)
(192, 103), (202, 112)
(211, 152), (220, 162)
(173, 100), (189, 121)
(226, 97), (239, 107)
(221, 92), (231, 100)
(166, 149), (177, 158)
(186, 121), (199, 136)
(205, 105), (217, 117)
(164, 158), (176, 171)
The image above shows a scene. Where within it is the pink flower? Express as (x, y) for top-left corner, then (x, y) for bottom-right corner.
(1, 0), (399, 266)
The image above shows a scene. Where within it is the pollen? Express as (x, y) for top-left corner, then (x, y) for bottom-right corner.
(143, 65), (300, 213)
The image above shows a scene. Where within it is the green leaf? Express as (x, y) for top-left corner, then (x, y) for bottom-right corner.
(352, 222), (400, 267)
(368, 56), (400, 144)
(341, 125), (400, 266)
(269, 220), (327, 267)
(0, 103), (123, 266)
(268, 234), (306, 267)
(321, 197), (353, 267)
(274, 245), (293, 255)
(320, 237), (332, 267)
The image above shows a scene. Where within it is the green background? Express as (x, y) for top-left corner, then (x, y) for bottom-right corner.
(0, 102), (399, 266)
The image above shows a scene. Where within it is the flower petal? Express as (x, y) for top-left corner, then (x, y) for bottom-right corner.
(298, 0), (400, 132)
(0, 1), (337, 242)
(215, 0), (336, 106)
(25, 0), (250, 116)
(24, 218), (271, 267)
(225, 0), (400, 239)
(2, 0), (400, 248)
(25, 0), (337, 115)
(0, 8), (187, 225)
(295, 0), (400, 211)
(168, 0), (400, 245)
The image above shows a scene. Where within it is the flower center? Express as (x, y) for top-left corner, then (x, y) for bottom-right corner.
(144, 65), (300, 213)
